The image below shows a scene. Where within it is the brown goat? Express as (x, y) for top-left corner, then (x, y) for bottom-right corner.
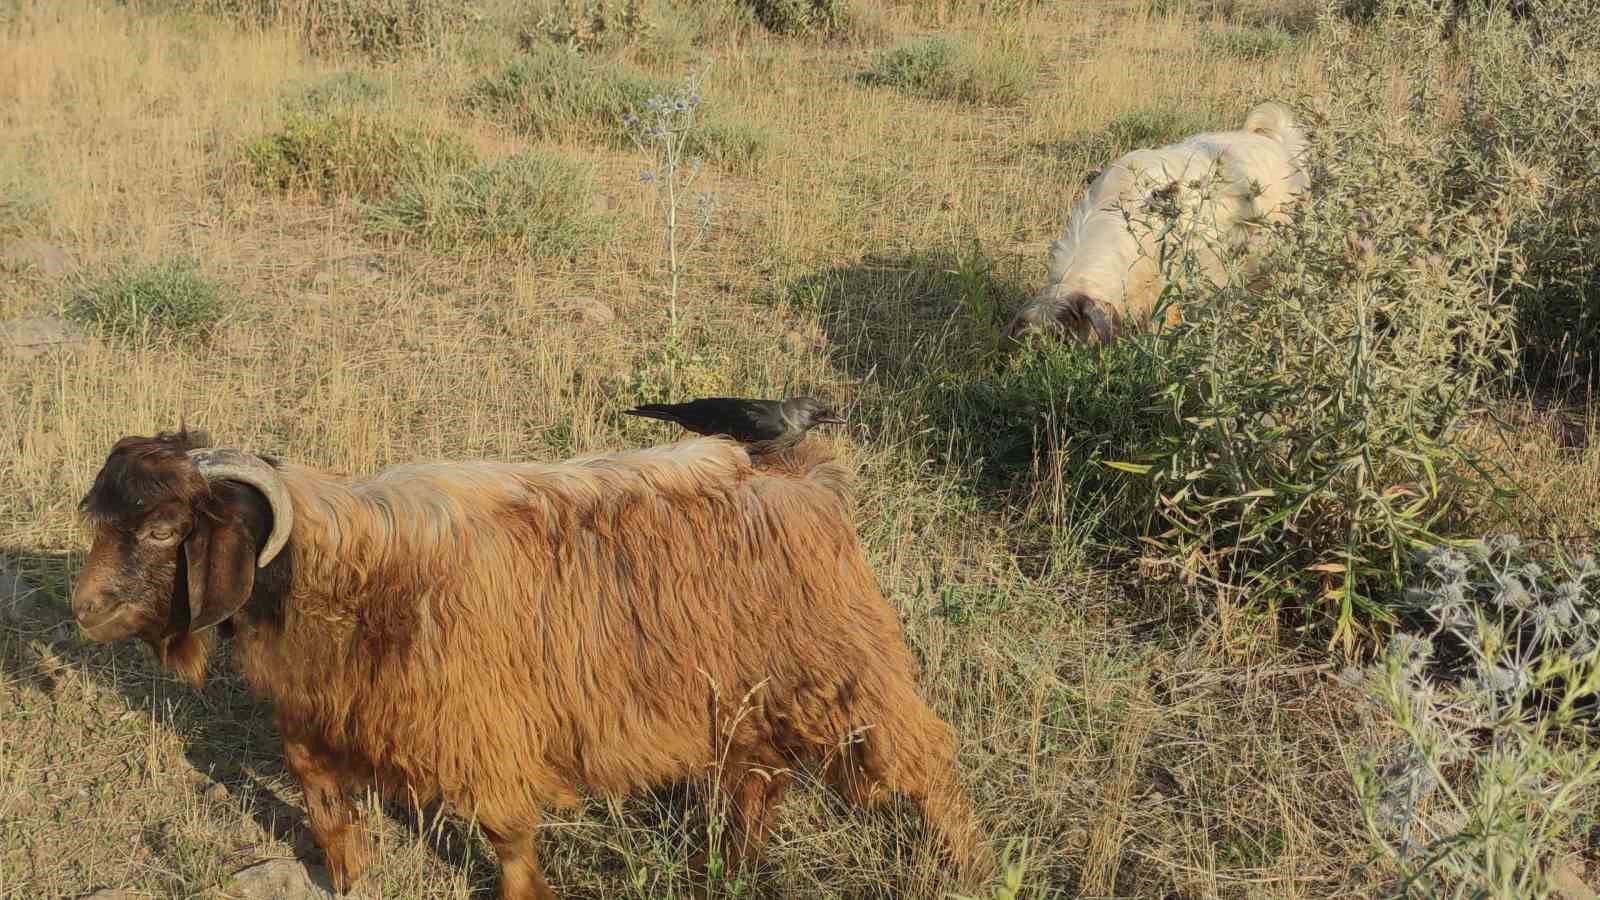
(70, 428), (987, 899)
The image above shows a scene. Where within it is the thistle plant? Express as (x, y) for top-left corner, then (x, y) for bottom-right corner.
(1342, 537), (1600, 899)
(623, 63), (721, 346)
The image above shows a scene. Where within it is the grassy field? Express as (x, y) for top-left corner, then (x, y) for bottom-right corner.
(3, 0), (1599, 897)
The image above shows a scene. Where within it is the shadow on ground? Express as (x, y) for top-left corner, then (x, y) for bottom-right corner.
(0, 545), (502, 895)
(772, 246), (1032, 393)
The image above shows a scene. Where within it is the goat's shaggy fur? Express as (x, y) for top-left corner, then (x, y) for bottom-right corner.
(71, 430), (985, 899)
(1005, 100), (1311, 345)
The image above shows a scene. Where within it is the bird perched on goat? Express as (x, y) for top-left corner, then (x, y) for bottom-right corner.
(1004, 100), (1312, 347)
(624, 396), (845, 454)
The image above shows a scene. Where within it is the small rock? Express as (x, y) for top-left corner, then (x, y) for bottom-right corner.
(0, 239), (79, 278)
(542, 296), (615, 326)
(309, 255), (386, 287)
(939, 191), (956, 211)
(1, 316), (90, 360)
(221, 858), (335, 900)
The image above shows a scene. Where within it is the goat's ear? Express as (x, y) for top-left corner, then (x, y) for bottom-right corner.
(182, 501), (257, 632)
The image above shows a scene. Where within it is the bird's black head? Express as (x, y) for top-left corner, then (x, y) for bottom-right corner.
(783, 397), (846, 428)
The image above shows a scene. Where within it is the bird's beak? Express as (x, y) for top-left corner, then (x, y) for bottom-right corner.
(816, 413), (847, 425)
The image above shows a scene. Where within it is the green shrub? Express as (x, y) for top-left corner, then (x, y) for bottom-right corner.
(368, 151), (615, 259)
(866, 35), (1035, 106)
(242, 111), (478, 199)
(67, 258), (229, 342)
(148, 0), (476, 57)
(1201, 24), (1294, 57)
(469, 46), (771, 169)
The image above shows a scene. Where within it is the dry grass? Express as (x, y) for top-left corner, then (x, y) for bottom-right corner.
(2, 0), (1594, 898)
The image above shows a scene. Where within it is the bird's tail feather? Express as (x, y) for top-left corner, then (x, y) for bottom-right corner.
(624, 405), (681, 423)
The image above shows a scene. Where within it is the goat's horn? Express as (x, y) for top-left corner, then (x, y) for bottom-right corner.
(186, 449), (294, 568)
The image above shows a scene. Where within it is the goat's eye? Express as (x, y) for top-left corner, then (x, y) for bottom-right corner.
(145, 526), (177, 543)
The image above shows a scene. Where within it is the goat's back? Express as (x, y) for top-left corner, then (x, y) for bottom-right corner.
(270, 437), (907, 818)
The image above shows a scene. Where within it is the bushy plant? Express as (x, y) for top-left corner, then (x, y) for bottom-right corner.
(242, 111), (477, 199)
(1431, 0), (1600, 388)
(530, 0), (652, 54)
(1343, 536), (1600, 898)
(865, 35), (1035, 106)
(66, 257), (229, 343)
(367, 151), (616, 259)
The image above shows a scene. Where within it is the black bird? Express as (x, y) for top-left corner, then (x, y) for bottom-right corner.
(624, 396), (846, 454)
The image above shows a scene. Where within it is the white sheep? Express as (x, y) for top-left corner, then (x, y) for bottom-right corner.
(1004, 101), (1311, 345)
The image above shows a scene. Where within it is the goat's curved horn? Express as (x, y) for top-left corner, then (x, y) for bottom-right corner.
(186, 449), (294, 567)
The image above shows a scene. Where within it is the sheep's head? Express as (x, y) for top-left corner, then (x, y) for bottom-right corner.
(1002, 290), (1120, 348)
(70, 427), (294, 686)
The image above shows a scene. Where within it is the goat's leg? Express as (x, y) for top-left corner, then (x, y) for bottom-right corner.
(281, 735), (370, 893)
(828, 705), (991, 886)
(719, 757), (791, 873)
(691, 753), (791, 881)
(483, 825), (555, 900)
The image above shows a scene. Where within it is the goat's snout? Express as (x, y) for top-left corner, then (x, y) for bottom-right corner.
(70, 581), (125, 638)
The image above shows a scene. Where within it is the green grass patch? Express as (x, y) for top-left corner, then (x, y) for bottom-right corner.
(242, 111), (478, 199)
(367, 151), (616, 259)
(0, 153), (48, 235)
(149, 0), (474, 57)
(467, 46), (772, 170)
(865, 35), (1035, 106)
(1101, 106), (1219, 150)
(1201, 24), (1295, 58)
(66, 257), (229, 342)
(290, 70), (388, 111)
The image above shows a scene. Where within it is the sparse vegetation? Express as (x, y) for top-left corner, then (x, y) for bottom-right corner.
(65, 257), (229, 343)
(6, 0), (1600, 897)
(368, 151), (616, 259)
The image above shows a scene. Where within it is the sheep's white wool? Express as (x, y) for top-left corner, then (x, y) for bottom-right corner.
(1007, 101), (1311, 345)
